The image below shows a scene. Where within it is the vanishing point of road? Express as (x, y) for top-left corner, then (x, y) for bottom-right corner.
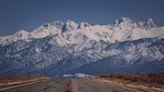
(0, 78), (141, 92)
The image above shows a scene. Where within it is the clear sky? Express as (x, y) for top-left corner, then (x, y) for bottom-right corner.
(0, 0), (164, 35)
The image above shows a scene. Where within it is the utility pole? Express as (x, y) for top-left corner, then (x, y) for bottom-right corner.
(28, 72), (30, 80)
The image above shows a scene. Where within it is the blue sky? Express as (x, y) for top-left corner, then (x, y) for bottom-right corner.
(0, 0), (164, 35)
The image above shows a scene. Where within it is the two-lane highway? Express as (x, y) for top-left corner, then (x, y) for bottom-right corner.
(0, 78), (141, 92)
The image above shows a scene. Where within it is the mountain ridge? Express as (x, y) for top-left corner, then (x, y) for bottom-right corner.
(0, 17), (163, 45)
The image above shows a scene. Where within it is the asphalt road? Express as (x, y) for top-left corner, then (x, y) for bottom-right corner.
(0, 78), (140, 92)
(73, 79), (140, 92)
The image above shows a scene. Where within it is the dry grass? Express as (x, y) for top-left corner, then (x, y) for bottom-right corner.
(97, 73), (164, 92)
(141, 87), (159, 92)
(0, 75), (47, 84)
(98, 72), (164, 87)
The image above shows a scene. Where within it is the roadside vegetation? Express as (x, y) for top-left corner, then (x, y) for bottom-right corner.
(0, 75), (47, 88)
(96, 72), (164, 92)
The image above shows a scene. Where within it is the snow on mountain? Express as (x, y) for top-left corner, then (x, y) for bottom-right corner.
(0, 17), (163, 46)
(63, 73), (93, 77)
(70, 38), (164, 75)
(0, 36), (163, 76)
(0, 30), (30, 45)
(0, 17), (164, 76)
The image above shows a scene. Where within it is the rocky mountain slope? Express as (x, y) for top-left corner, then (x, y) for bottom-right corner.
(0, 17), (163, 76)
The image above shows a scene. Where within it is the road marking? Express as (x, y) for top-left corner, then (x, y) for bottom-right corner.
(0, 80), (47, 91)
(72, 80), (80, 92)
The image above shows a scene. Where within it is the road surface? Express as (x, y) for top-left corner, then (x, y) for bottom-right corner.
(0, 78), (140, 92)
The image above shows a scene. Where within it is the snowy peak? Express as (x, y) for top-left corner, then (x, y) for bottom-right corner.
(113, 17), (156, 29)
(117, 17), (132, 24)
(14, 30), (30, 38)
(31, 23), (59, 38)
(31, 20), (78, 38)
(79, 22), (91, 29)
(0, 30), (30, 45)
(52, 21), (65, 30)
(62, 20), (78, 32)
(113, 17), (133, 26)
(144, 18), (156, 29)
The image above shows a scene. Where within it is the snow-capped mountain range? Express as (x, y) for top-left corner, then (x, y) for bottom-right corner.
(0, 17), (164, 76)
(1, 17), (164, 45)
